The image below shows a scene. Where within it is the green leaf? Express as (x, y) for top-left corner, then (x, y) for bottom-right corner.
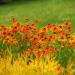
(31, 54), (36, 60)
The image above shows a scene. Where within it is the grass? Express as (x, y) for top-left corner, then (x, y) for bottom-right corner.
(0, 0), (75, 31)
(0, 57), (64, 75)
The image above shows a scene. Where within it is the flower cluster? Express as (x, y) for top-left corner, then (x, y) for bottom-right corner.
(0, 18), (75, 59)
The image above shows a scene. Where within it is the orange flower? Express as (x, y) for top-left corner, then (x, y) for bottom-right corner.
(26, 34), (31, 42)
(12, 25), (18, 32)
(53, 26), (63, 34)
(3, 28), (12, 35)
(45, 36), (55, 43)
(12, 23), (21, 32)
(35, 51), (42, 57)
(65, 22), (71, 27)
(32, 37), (41, 45)
(0, 25), (6, 31)
(22, 37), (27, 42)
(58, 35), (66, 42)
(31, 23), (36, 29)
(20, 26), (29, 34)
(49, 36), (55, 43)
(0, 34), (6, 40)
(12, 39), (19, 44)
(41, 27), (48, 33)
(41, 46), (57, 56)
(45, 37), (49, 43)
(68, 35), (75, 46)
(12, 18), (17, 23)
(6, 34), (15, 39)
(31, 29), (38, 35)
(35, 20), (41, 23)
(66, 27), (72, 32)
(38, 32), (45, 38)
(3, 39), (10, 44)
(3, 39), (19, 45)
(42, 48), (49, 56)
(47, 24), (52, 29)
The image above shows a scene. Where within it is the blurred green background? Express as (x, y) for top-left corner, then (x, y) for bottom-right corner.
(0, 0), (75, 32)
